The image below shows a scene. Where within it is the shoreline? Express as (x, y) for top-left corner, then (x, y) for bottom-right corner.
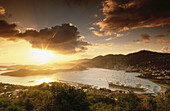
(101, 67), (170, 92)
(147, 79), (169, 92)
(137, 76), (170, 93)
(1, 67), (169, 94)
(92, 67), (170, 93)
(0, 65), (87, 77)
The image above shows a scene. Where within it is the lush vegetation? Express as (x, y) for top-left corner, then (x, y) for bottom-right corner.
(0, 82), (170, 111)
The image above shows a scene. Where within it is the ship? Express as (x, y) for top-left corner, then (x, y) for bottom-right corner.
(108, 81), (147, 92)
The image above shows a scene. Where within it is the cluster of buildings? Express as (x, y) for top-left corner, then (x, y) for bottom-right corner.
(0, 84), (28, 97)
(0, 81), (168, 100)
(139, 69), (170, 84)
(59, 81), (156, 99)
(124, 66), (170, 85)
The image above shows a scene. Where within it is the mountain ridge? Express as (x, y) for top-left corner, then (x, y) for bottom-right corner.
(82, 50), (170, 70)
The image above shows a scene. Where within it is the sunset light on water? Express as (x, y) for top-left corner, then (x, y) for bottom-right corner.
(36, 78), (52, 84)
(0, 0), (169, 110)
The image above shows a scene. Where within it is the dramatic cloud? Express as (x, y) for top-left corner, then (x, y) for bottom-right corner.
(161, 47), (170, 53)
(0, 20), (19, 37)
(0, 20), (91, 54)
(94, 0), (170, 36)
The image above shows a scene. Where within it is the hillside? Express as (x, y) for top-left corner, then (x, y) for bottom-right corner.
(83, 50), (170, 70)
(0, 82), (170, 111)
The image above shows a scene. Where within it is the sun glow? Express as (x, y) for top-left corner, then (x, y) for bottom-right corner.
(31, 49), (56, 64)
(36, 78), (52, 84)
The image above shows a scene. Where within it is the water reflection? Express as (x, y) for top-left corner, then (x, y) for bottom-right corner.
(36, 78), (52, 84)
(0, 68), (161, 93)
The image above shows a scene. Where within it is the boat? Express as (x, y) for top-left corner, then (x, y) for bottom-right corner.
(108, 82), (147, 92)
(107, 72), (148, 92)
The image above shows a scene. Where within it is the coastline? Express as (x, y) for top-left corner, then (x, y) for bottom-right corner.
(0, 65), (87, 77)
(147, 79), (169, 92)
(1, 66), (169, 94)
(94, 67), (170, 93)
(105, 67), (170, 93)
(137, 76), (170, 93)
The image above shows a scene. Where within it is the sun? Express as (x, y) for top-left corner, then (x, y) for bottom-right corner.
(36, 78), (52, 84)
(31, 49), (56, 64)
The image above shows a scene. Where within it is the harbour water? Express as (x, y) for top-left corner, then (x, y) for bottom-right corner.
(0, 68), (161, 93)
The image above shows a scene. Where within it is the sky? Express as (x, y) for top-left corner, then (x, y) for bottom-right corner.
(0, 0), (169, 64)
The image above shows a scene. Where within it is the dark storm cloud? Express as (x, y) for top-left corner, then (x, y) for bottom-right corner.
(0, 20), (90, 54)
(94, 0), (170, 36)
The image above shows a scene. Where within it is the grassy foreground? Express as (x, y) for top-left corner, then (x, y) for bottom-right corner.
(0, 82), (170, 111)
